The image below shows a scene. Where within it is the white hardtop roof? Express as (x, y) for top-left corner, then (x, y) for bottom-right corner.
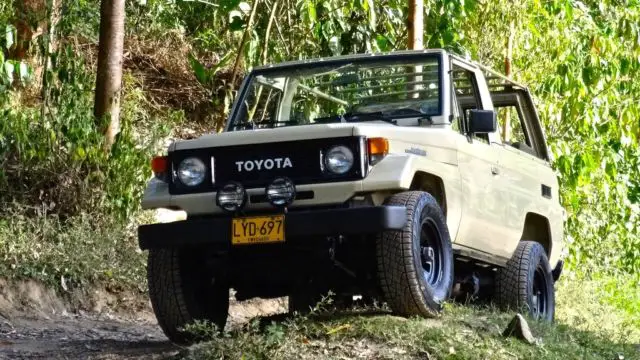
(251, 49), (448, 72)
(250, 49), (529, 90)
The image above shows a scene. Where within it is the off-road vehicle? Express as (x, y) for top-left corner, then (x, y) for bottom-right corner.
(138, 49), (566, 344)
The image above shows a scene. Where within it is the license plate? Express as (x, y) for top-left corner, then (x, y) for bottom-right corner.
(231, 215), (285, 245)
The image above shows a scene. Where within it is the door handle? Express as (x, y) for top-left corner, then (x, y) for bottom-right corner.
(491, 166), (500, 175)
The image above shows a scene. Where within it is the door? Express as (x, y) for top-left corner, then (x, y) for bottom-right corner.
(449, 60), (510, 257)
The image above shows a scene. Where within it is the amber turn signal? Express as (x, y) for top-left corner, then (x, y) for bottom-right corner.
(367, 137), (389, 156)
(367, 137), (389, 165)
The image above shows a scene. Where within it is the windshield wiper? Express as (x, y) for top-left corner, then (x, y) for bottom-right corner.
(343, 111), (398, 125)
(383, 108), (434, 125)
(342, 109), (433, 125)
(231, 120), (299, 130)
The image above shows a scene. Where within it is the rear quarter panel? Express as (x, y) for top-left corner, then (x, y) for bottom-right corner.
(498, 145), (564, 267)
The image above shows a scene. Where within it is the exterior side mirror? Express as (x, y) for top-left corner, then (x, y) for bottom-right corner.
(468, 109), (497, 134)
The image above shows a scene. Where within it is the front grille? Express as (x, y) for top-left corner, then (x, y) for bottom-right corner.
(168, 136), (365, 195)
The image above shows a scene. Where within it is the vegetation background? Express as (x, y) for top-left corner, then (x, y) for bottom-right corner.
(0, 0), (638, 358)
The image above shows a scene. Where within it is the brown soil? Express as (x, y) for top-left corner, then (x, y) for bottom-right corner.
(0, 279), (287, 359)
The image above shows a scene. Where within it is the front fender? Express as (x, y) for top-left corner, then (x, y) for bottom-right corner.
(361, 152), (463, 242)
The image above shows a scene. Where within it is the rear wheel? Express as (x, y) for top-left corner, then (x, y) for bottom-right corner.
(495, 241), (555, 321)
(376, 191), (454, 317)
(147, 248), (230, 344)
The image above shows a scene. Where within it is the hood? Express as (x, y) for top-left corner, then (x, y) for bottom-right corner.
(173, 123), (358, 150)
(172, 122), (457, 151)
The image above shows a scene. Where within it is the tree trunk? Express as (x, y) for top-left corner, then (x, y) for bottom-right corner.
(407, 0), (423, 50)
(502, 20), (515, 142)
(9, 0), (46, 61)
(230, 0), (261, 87)
(41, 0), (60, 119)
(407, 0), (424, 99)
(94, 0), (126, 153)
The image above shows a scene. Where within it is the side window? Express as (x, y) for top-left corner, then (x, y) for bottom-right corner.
(450, 81), (461, 132)
(496, 105), (528, 145)
(495, 104), (539, 156)
(450, 63), (488, 143)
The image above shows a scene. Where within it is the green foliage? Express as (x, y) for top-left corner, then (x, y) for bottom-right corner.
(0, 44), (171, 220)
(0, 0), (182, 291)
(57, 0), (101, 40)
(0, 207), (148, 290)
(0, 22), (33, 90)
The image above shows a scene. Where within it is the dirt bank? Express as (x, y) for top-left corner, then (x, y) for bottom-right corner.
(0, 280), (287, 359)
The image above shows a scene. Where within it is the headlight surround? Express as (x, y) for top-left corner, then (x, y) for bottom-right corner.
(216, 182), (247, 212)
(177, 157), (206, 186)
(266, 177), (296, 207)
(324, 145), (354, 174)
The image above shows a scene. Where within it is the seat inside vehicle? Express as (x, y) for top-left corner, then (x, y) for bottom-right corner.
(510, 141), (537, 156)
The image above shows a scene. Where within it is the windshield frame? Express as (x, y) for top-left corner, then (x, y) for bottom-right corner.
(225, 51), (445, 132)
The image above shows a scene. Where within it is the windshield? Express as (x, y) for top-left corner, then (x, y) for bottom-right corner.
(228, 55), (442, 131)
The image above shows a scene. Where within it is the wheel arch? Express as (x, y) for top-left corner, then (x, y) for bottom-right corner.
(521, 212), (552, 258)
(409, 171), (447, 217)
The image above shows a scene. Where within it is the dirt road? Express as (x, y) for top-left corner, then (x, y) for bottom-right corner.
(0, 283), (287, 360)
(0, 311), (178, 360)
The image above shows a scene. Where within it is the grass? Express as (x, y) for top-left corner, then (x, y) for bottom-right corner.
(0, 207), (151, 292)
(179, 275), (640, 360)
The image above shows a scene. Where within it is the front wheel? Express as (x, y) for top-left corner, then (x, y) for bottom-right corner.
(495, 241), (555, 321)
(376, 191), (454, 317)
(147, 248), (230, 344)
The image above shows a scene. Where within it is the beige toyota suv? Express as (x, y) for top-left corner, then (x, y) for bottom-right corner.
(138, 49), (566, 344)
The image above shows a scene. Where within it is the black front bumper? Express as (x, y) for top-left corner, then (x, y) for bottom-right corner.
(138, 205), (407, 250)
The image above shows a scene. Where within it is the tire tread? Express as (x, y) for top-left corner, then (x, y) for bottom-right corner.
(376, 191), (453, 317)
(147, 248), (228, 344)
(495, 241), (555, 321)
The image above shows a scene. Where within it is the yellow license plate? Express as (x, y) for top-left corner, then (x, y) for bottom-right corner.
(231, 215), (285, 245)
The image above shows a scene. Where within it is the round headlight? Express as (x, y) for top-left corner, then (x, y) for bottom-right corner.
(216, 182), (247, 212)
(266, 177), (296, 207)
(177, 157), (206, 186)
(325, 145), (354, 174)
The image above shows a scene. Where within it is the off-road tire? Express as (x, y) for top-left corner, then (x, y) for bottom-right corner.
(376, 191), (454, 317)
(147, 248), (230, 344)
(495, 241), (555, 322)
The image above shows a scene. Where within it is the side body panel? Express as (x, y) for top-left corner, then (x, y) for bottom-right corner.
(496, 145), (564, 266)
(454, 135), (514, 259)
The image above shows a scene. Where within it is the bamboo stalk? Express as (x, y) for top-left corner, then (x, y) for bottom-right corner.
(502, 19), (515, 142)
(230, 0), (261, 87)
(247, 0), (280, 123)
(261, 0), (279, 65)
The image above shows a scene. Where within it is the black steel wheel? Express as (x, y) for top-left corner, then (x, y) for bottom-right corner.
(376, 191), (454, 317)
(495, 241), (555, 321)
(532, 262), (551, 319)
(420, 218), (445, 287)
